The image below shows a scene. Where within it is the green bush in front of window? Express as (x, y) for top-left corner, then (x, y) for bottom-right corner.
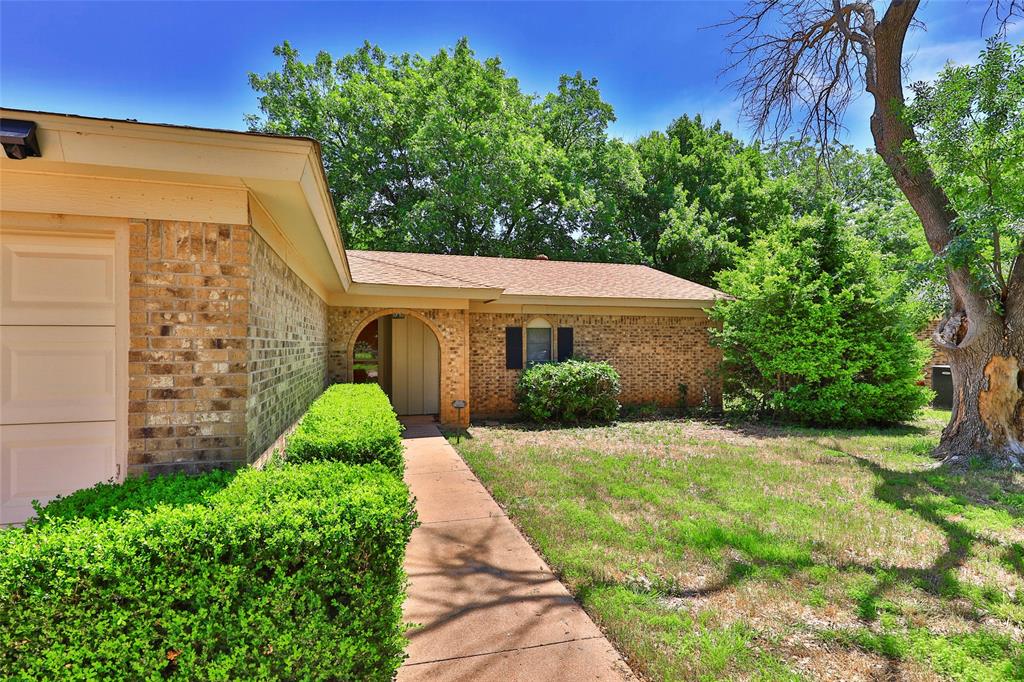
(516, 359), (621, 423)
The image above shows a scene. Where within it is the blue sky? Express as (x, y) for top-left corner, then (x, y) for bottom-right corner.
(1, 1), (1017, 150)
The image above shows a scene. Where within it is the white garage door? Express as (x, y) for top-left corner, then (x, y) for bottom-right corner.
(0, 230), (120, 524)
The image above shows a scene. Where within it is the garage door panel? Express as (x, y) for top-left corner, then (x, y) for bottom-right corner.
(0, 421), (116, 524)
(1, 326), (116, 424)
(1, 233), (116, 325)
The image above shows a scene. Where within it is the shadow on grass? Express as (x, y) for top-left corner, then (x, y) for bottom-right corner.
(461, 416), (1020, 607)
(692, 443), (1018, 601)
(834, 443), (1023, 596)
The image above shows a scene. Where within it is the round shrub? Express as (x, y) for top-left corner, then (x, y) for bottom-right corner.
(516, 359), (621, 423)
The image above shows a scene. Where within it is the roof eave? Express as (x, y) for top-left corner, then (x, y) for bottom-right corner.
(344, 282), (506, 301)
(491, 294), (722, 309)
(0, 107), (352, 293)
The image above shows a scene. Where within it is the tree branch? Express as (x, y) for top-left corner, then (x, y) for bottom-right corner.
(720, 0), (1011, 339)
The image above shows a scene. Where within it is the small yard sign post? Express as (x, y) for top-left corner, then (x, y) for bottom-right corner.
(452, 400), (466, 443)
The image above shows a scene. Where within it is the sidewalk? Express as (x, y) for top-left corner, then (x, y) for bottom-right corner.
(397, 418), (636, 682)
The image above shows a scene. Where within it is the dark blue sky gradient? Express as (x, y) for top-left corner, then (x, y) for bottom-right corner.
(1, 1), (1015, 149)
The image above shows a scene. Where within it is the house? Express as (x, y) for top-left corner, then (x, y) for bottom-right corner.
(0, 109), (725, 524)
(918, 319), (953, 408)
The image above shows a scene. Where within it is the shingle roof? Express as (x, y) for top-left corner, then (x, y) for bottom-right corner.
(346, 250), (725, 302)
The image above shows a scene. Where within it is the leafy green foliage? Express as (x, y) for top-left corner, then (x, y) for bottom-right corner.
(711, 209), (933, 425)
(248, 40), (641, 260)
(285, 383), (403, 474)
(516, 359), (621, 423)
(607, 115), (791, 284)
(32, 469), (236, 524)
(764, 139), (944, 310)
(904, 40), (1024, 309)
(249, 42), (799, 286)
(0, 462), (416, 681)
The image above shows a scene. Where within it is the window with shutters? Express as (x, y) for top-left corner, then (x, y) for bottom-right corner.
(525, 318), (552, 365)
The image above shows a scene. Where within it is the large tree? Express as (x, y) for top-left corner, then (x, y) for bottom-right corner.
(723, 0), (1023, 463)
(600, 115), (790, 284)
(247, 39), (640, 260)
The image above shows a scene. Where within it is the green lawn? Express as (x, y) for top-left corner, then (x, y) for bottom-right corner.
(453, 410), (1024, 681)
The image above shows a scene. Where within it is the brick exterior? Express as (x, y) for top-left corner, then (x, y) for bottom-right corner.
(326, 306), (721, 424)
(128, 220), (251, 476)
(918, 319), (950, 384)
(245, 233), (329, 458)
(129, 220), (721, 472)
(468, 312), (722, 417)
(328, 306), (470, 425)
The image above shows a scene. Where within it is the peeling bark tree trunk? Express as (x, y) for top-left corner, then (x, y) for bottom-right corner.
(867, 0), (1024, 466)
(938, 312), (1024, 464)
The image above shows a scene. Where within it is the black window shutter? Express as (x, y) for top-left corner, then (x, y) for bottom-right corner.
(505, 327), (523, 369)
(557, 327), (574, 361)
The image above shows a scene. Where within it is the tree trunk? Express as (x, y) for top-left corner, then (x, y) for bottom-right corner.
(867, 0), (1024, 466)
(937, 311), (1024, 466)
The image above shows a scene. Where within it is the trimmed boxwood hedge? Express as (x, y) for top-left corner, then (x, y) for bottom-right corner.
(285, 383), (403, 474)
(0, 462), (415, 681)
(517, 359), (621, 423)
(32, 469), (236, 524)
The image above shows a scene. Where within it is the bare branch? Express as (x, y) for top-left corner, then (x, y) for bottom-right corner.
(719, 0), (883, 150)
(982, 0), (1024, 36)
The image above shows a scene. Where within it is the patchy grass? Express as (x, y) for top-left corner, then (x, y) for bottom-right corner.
(454, 410), (1024, 681)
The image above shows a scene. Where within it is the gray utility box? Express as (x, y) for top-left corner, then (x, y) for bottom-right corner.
(931, 365), (953, 409)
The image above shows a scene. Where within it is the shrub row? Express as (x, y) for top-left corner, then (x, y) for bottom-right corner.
(285, 383), (404, 474)
(32, 469), (236, 524)
(516, 359), (621, 423)
(1, 461), (415, 681)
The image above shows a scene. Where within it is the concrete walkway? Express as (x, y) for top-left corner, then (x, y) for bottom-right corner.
(397, 418), (636, 682)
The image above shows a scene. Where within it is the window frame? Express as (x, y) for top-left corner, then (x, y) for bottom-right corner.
(523, 317), (555, 366)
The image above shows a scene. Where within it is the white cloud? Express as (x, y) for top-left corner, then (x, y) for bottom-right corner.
(903, 17), (1021, 84)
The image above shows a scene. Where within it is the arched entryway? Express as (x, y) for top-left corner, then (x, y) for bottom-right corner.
(349, 311), (442, 418)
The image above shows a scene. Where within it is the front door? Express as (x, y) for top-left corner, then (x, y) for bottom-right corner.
(389, 315), (440, 416)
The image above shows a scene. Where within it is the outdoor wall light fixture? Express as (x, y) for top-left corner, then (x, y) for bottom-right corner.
(1, 119), (41, 160)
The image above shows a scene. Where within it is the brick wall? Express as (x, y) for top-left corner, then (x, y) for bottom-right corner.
(918, 319), (949, 384)
(246, 233), (328, 458)
(128, 220), (251, 475)
(328, 306), (469, 425)
(469, 311), (723, 417)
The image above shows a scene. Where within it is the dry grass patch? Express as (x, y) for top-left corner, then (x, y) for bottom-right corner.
(454, 410), (1024, 681)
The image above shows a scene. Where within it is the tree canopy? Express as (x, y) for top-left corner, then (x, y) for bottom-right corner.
(248, 39), (869, 287)
(904, 40), (1023, 312)
(248, 39), (641, 260)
